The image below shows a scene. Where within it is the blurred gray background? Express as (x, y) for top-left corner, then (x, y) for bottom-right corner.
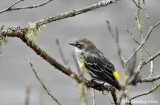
(0, 0), (160, 105)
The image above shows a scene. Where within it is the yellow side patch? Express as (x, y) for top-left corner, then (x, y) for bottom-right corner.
(80, 60), (88, 70)
(113, 70), (119, 80)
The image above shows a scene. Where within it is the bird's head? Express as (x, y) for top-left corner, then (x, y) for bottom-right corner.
(69, 38), (96, 53)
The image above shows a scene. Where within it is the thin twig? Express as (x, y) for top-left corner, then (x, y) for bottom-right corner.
(130, 83), (160, 101)
(143, 4), (151, 26)
(135, 75), (160, 83)
(25, 58), (61, 105)
(143, 47), (152, 57)
(106, 20), (125, 67)
(125, 20), (139, 44)
(144, 51), (160, 65)
(126, 42), (143, 63)
(132, 0), (143, 9)
(56, 39), (70, 70)
(10, 0), (24, 8)
(145, 21), (160, 41)
(127, 49), (137, 76)
(0, 0), (53, 14)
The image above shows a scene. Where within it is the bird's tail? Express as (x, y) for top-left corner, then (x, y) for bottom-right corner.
(114, 81), (122, 91)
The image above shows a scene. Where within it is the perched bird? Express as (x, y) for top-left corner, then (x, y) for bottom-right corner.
(69, 38), (122, 90)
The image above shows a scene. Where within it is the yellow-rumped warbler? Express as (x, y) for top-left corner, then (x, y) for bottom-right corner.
(69, 38), (122, 90)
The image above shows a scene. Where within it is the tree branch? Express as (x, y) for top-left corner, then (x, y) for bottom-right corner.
(129, 51), (160, 85)
(128, 75), (160, 85)
(0, 0), (53, 14)
(144, 51), (160, 65)
(132, 0), (143, 9)
(37, 0), (118, 26)
(136, 75), (160, 83)
(145, 21), (160, 41)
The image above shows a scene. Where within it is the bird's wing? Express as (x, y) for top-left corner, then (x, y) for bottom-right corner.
(81, 50), (116, 81)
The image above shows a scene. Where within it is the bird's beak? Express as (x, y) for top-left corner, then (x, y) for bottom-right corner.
(69, 43), (75, 46)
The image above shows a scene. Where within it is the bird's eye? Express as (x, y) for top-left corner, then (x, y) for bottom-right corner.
(76, 44), (83, 49)
(76, 44), (81, 48)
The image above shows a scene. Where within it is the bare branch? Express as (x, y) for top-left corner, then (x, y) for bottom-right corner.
(135, 75), (160, 83)
(132, 0), (143, 9)
(144, 51), (160, 65)
(130, 83), (160, 101)
(126, 42), (143, 63)
(25, 58), (61, 105)
(143, 3), (151, 26)
(125, 20), (139, 44)
(9, 0), (24, 8)
(0, 0), (53, 14)
(37, 0), (118, 26)
(127, 49), (137, 76)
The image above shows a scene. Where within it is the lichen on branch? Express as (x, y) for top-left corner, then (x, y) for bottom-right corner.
(25, 22), (40, 42)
